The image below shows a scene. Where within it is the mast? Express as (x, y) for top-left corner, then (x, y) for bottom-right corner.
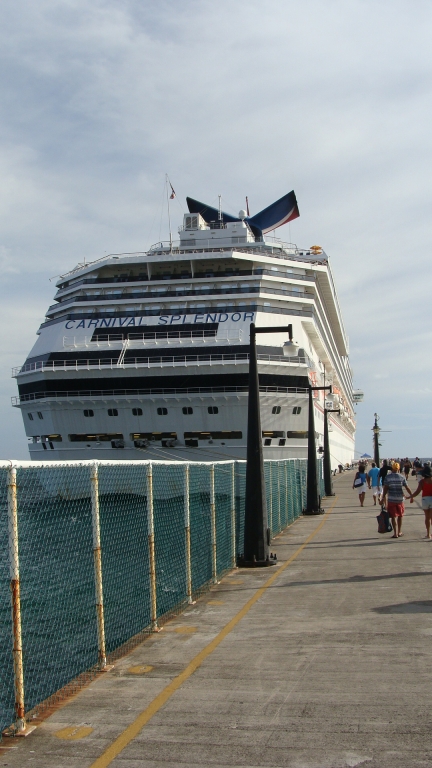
(166, 174), (173, 253)
(218, 195), (222, 223)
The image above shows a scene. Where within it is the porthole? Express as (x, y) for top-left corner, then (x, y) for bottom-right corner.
(108, 409), (118, 416)
(132, 408), (143, 416)
(292, 406), (302, 415)
(84, 409), (94, 417)
(272, 406), (281, 414)
(157, 407), (168, 415)
(208, 406), (218, 414)
(182, 407), (193, 415)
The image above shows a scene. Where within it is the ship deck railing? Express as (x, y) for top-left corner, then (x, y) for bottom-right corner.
(12, 353), (310, 378)
(55, 269), (317, 295)
(56, 243), (327, 281)
(11, 384), (310, 406)
(50, 286), (314, 312)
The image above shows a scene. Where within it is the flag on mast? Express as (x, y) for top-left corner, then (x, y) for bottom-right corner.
(246, 196), (250, 216)
(169, 182), (176, 200)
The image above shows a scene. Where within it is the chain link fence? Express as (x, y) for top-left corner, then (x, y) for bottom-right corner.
(0, 457), (321, 735)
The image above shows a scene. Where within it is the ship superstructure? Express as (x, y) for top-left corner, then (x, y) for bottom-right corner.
(12, 192), (355, 467)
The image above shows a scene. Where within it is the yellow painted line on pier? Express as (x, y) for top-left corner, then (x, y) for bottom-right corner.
(89, 499), (337, 768)
(55, 725), (93, 740)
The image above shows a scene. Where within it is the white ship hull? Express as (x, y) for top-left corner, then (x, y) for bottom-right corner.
(12, 195), (356, 470)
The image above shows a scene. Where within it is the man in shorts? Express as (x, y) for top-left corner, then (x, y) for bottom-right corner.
(381, 461), (413, 538)
(367, 461), (381, 505)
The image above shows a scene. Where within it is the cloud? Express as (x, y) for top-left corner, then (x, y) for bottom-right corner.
(0, 0), (431, 457)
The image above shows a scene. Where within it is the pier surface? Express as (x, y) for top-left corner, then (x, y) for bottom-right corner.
(2, 472), (432, 768)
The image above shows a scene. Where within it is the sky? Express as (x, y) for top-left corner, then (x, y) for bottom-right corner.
(0, 0), (431, 460)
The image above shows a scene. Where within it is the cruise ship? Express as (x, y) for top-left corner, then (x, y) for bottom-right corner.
(12, 191), (356, 467)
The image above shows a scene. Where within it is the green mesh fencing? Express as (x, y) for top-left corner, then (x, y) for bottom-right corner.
(189, 464), (212, 593)
(98, 464), (151, 654)
(0, 468), (14, 735)
(153, 463), (187, 618)
(215, 464), (235, 576)
(0, 457), (309, 732)
(235, 461), (246, 557)
(15, 465), (97, 717)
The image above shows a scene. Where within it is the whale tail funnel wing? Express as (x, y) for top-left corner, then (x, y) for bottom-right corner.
(247, 191), (299, 234)
(186, 191), (299, 237)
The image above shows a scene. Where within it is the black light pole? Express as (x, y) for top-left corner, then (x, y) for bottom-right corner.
(304, 384), (332, 515)
(372, 413), (380, 467)
(239, 323), (294, 567)
(323, 407), (340, 496)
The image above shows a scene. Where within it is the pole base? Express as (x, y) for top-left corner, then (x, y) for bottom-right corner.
(302, 507), (325, 516)
(237, 555), (278, 568)
(2, 723), (37, 738)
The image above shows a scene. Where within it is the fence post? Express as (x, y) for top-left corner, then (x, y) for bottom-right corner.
(6, 464), (27, 734)
(184, 464), (193, 604)
(231, 463), (236, 567)
(210, 464), (217, 583)
(146, 463), (158, 631)
(90, 463), (108, 669)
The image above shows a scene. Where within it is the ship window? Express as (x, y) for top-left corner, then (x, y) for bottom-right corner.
(287, 430), (308, 439)
(132, 408), (143, 416)
(279, 438), (286, 446)
(262, 431), (285, 438)
(28, 413), (34, 421)
(292, 406), (302, 415)
(37, 412), (43, 420)
(131, 432), (177, 440)
(184, 431), (242, 440)
(84, 409), (94, 417)
(208, 406), (218, 414)
(182, 407), (193, 415)
(108, 409), (118, 416)
(264, 438), (272, 446)
(43, 434), (62, 442)
(157, 407), (168, 415)
(272, 406), (281, 414)
(69, 433), (124, 442)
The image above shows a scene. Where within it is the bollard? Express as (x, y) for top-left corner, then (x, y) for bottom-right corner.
(146, 464), (158, 631)
(90, 463), (108, 670)
(231, 463), (236, 568)
(184, 464), (193, 604)
(210, 464), (217, 583)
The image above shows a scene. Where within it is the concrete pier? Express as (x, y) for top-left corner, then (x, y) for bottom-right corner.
(2, 471), (432, 768)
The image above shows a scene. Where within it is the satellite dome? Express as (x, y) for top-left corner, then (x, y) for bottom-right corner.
(238, 209), (247, 220)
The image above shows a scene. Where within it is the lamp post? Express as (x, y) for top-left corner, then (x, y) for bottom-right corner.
(303, 384), (332, 515)
(239, 323), (294, 567)
(323, 407), (340, 497)
(372, 413), (380, 467)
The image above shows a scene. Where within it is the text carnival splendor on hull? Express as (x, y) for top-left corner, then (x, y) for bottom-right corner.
(13, 191), (356, 467)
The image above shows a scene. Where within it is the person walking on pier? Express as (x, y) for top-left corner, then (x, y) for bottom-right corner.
(410, 465), (432, 539)
(402, 458), (412, 480)
(379, 459), (391, 487)
(381, 462), (413, 538)
(367, 461), (381, 505)
(353, 463), (368, 507)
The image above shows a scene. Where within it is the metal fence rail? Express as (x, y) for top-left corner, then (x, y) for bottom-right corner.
(0, 457), (323, 735)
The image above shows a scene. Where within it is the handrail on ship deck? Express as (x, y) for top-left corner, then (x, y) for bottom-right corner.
(12, 353), (310, 377)
(55, 243), (328, 281)
(11, 385), (309, 406)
